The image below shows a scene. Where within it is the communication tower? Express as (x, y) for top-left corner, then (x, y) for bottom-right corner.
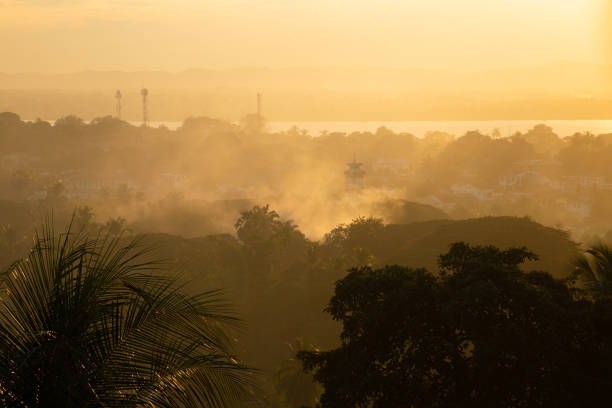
(257, 93), (262, 117)
(115, 90), (122, 119)
(141, 88), (149, 127)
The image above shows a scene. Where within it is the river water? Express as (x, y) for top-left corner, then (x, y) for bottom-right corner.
(146, 120), (612, 138)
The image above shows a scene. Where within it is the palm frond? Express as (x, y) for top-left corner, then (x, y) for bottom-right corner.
(0, 220), (257, 407)
(571, 241), (612, 298)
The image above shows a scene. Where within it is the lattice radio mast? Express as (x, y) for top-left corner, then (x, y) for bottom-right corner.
(140, 88), (149, 127)
(115, 89), (122, 119)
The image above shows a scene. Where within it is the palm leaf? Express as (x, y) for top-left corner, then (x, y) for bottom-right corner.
(0, 218), (258, 407)
(571, 241), (612, 298)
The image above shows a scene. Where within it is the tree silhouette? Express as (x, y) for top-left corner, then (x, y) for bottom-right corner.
(240, 114), (266, 135)
(235, 204), (282, 247)
(299, 243), (610, 407)
(570, 242), (612, 299)
(0, 221), (256, 407)
(234, 204), (308, 290)
(54, 115), (85, 131)
(322, 216), (384, 268)
(46, 179), (66, 200)
(74, 205), (95, 229)
(104, 216), (128, 236)
(274, 338), (322, 408)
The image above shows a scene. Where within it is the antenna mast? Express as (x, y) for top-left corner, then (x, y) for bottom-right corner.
(257, 92), (262, 117)
(115, 90), (122, 119)
(141, 88), (149, 127)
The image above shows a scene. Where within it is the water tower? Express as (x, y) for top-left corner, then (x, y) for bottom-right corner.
(140, 88), (149, 127)
(115, 90), (122, 119)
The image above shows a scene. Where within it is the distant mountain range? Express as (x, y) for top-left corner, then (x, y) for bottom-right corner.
(1, 64), (610, 121)
(2, 63), (611, 94)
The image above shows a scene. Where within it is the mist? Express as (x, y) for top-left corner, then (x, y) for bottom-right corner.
(2, 0), (612, 406)
(2, 110), (612, 246)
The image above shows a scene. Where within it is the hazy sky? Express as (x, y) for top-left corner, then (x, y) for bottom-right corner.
(0, 0), (609, 73)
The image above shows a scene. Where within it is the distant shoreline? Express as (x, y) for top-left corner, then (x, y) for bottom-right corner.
(24, 119), (612, 138)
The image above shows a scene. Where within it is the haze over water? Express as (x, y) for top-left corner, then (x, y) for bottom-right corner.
(127, 120), (612, 138)
(268, 120), (612, 138)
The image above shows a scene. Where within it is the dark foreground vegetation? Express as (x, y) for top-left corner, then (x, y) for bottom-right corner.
(0, 223), (257, 407)
(1, 210), (612, 407)
(300, 243), (612, 407)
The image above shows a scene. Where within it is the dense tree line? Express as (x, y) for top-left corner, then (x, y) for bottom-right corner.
(140, 206), (576, 405)
(0, 205), (585, 406)
(0, 212), (609, 407)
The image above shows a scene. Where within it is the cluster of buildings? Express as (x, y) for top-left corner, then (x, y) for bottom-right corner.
(344, 155), (611, 234)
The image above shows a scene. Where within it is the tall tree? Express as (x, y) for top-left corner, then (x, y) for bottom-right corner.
(299, 242), (611, 407)
(234, 204), (308, 285)
(274, 338), (322, 408)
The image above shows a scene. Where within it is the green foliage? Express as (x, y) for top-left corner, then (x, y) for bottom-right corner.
(299, 243), (612, 407)
(0, 221), (256, 407)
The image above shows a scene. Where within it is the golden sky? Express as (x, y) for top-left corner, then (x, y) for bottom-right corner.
(0, 0), (608, 73)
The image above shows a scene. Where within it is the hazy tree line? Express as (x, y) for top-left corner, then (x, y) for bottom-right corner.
(1, 112), (612, 242)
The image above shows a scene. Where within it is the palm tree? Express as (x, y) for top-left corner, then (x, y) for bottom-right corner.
(571, 241), (612, 298)
(0, 221), (257, 407)
(274, 338), (322, 408)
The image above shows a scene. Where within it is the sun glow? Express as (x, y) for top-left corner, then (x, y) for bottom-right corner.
(0, 0), (604, 73)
